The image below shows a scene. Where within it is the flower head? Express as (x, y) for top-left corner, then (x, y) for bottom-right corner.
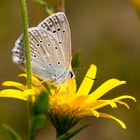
(0, 64), (135, 136)
(48, 64), (135, 136)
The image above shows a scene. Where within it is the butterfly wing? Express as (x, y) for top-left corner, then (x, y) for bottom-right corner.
(12, 27), (69, 82)
(37, 12), (71, 74)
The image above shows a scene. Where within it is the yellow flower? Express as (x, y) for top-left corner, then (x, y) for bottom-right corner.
(0, 64), (135, 133)
(48, 64), (135, 133)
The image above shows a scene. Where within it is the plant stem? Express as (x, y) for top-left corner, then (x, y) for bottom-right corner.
(19, 0), (32, 89)
(58, 0), (65, 13)
(19, 0), (32, 139)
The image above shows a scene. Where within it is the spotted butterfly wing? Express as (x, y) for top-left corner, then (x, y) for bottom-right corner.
(12, 12), (72, 82)
(37, 12), (71, 74)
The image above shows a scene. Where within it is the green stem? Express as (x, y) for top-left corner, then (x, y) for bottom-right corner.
(19, 0), (32, 139)
(19, 0), (32, 89)
(58, 0), (65, 13)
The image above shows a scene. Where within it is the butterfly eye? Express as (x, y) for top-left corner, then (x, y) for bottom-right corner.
(36, 43), (39, 46)
(63, 30), (65, 33)
(57, 28), (61, 31)
(42, 65), (45, 69)
(33, 54), (36, 57)
(59, 41), (62, 44)
(53, 30), (56, 33)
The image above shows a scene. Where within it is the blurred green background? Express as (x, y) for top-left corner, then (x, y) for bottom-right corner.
(0, 0), (140, 139)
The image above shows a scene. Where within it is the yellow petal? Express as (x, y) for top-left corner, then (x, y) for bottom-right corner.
(113, 95), (136, 102)
(2, 81), (26, 91)
(58, 82), (69, 93)
(68, 78), (77, 94)
(92, 100), (117, 109)
(71, 95), (87, 109)
(99, 112), (126, 129)
(90, 109), (100, 117)
(115, 101), (129, 109)
(77, 64), (97, 96)
(23, 88), (37, 96)
(58, 78), (77, 95)
(81, 99), (117, 110)
(0, 89), (27, 101)
(86, 79), (126, 103)
(76, 109), (100, 118)
(19, 73), (47, 91)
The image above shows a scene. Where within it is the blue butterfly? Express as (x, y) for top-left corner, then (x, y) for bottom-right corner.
(12, 12), (74, 83)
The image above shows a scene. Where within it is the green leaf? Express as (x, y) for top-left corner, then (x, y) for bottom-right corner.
(3, 124), (22, 140)
(33, 91), (49, 115)
(30, 114), (47, 138)
(34, 0), (55, 15)
(56, 124), (89, 140)
(72, 50), (81, 70)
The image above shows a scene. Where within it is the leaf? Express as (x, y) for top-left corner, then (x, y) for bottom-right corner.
(33, 91), (49, 115)
(3, 124), (22, 140)
(30, 114), (47, 138)
(72, 50), (81, 70)
(34, 0), (55, 15)
(56, 124), (89, 140)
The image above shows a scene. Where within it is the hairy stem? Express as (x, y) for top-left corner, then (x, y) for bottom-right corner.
(19, 0), (32, 89)
(19, 0), (32, 139)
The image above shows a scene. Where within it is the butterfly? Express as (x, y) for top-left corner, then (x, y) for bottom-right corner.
(12, 12), (74, 83)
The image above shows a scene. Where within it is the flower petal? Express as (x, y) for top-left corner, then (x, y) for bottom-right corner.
(86, 79), (126, 103)
(80, 99), (117, 110)
(115, 101), (129, 109)
(113, 95), (136, 102)
(99, 112), (126, 129)
(2, 81), (26, 90)
(90, 109), (100, 117)
(71, 95), (87, 109)
(68, 78), (77, 94)
(92, 100), (117, 109)
(0, 89), (27, 101)
(19, 73), (47, 92)
(77, 64), (97, 96)
(76, 109), (100, 118)
(58, 78), (76, 95)
(23, 88), (38, 96)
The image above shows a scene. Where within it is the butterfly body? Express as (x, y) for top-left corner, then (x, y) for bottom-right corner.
(12, 12), (74, 83)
